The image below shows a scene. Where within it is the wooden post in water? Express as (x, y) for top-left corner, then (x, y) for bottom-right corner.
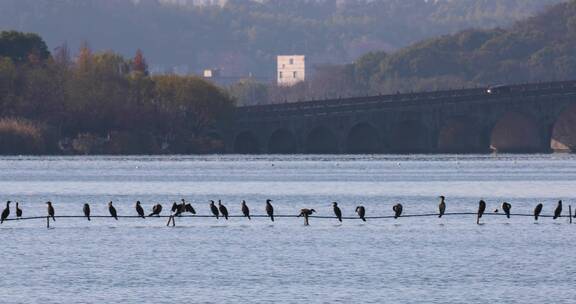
(570, 205), (573, 224)
(166, 215), (177, 227)
(46, 216), (50, 229)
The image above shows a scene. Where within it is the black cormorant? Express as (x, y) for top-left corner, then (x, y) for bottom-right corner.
(553, 200), (562, 220)
(241, 200), (251, 220)
(148, 203), (162, 216)
(218, 200), (229, 220)
(333, 202), (342, 222)
(393, 203), (403, 219)
(298, 208), (316, 226)
(46, 201), (55, 221)
(171, 202), (179, 213)
(438, 196), (446, 218)
(534, 203), (543, 221)
(135, 201), (145, 218)
(173, 201), (186, 217)
(0, 201), (10, 224)
(266, 199), (274, 222)
(502, 202), (511, 219)
(183, 199), (195, 214)
(355, 205), (366, 222)
(108, 201), (118, 220)
(477, 200), (486, 224)
(184, 205), (195, 215)
(83, 203), (91, 221)
(210, 200), (219, 219)
(15, 202), (22, 219)
(184, 204), (195, 214)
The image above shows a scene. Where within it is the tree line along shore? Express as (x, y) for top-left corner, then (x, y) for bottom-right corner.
(0, 31), (234, 155)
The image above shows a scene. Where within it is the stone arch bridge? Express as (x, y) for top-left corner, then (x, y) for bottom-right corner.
(223, 80), (576, 154)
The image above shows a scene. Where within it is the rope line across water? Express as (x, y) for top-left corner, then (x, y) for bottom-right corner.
(1, 212), (570, 222)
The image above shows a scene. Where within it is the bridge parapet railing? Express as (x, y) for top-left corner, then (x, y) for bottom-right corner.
(237, 87), (485, 114)
(235, 80), (576, 119)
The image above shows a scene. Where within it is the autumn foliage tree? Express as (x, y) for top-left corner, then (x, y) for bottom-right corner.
(131, 49), (148, 75)
(0, 31), (234, 154)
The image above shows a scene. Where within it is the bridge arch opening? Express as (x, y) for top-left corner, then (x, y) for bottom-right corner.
(390, 120), (429, 153)
(437, 118), (484, 153)
(268, 129), (297, 154)
(490, 112), (541, 153)
(234, 131), (260, 154)
(306, 126), (338, 154)
(345, 123), (381, 154)
(551, 104), (576, 152)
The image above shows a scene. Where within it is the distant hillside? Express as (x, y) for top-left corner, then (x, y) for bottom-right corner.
(347, 0), (576, 94)
(0, 0), (561, 78)
(262, 0), (576, 103)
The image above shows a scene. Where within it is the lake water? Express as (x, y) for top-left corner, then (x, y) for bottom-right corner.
(0, 154), (575, 304)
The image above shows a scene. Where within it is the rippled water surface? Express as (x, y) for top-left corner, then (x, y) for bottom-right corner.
(0, 154), (575, 304)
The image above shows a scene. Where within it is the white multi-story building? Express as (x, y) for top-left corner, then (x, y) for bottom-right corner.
(277, 55), (306, 86)
(203, 68), (220, 78)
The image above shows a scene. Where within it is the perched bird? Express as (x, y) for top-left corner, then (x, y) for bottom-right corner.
(438, 196), (446, 218)
(184, 204), (195, 214)
(218, 200), (229, 220)
(46, 201), (55, 221)
(1, 201), (10, 224)
(183, 199), (196, 214)
(299, 208), (316, 216)
(333, 202), (342, 222)
(108, 201), (118, 220)
(553, 200), (562, 220)
(148, 203), (162, 217)
(171, 202), (179, 213)
(393, 203), (403, 219)
(298, 208), (316, 226)
(266, 199), (274, 222)
(135, 201), (145, 219)
(477, 200), (486, 224)
(502, 202), (511, 219)
(83, 203), (91, 221)
(534, 203), (543, 221)
(210, 200), (219, 219)
(355, 205), (366, 222)
(173, 201), (186, 217)
(241, 200), (251, 220)
(15, 202), (22, 219)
